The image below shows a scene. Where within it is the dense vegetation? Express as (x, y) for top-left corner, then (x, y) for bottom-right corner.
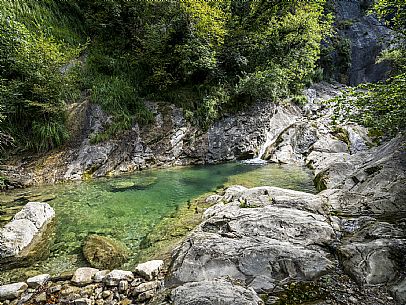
(0, 0), (404, 156)
(0, 0), (84, 152)
(0, 0), (332, 154)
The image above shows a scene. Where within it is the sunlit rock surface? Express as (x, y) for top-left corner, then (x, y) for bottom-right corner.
(0, 202), (55, 268)
(165, 132), (405, 304)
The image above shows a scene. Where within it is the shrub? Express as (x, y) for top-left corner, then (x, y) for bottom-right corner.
(0, 0), (84, 154)
(235, 68), (290, 102)
(331, 73), (406, 137)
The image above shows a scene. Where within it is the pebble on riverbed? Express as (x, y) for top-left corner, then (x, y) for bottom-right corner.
(0, 260), (164, 305)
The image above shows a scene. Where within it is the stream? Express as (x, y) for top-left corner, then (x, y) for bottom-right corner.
(0, 162), (315, 284)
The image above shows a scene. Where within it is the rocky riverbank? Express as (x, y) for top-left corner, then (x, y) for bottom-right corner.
(1, 80), (340, 188)
(1, 81), (404, 304)
(0, 260), (165, 305)
(0, 81), (373, 189)
(0, 97), (284, 187)
(158, 132), (405, 305)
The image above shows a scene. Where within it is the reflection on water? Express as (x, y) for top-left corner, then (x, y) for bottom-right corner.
(0, 162), (314, 283)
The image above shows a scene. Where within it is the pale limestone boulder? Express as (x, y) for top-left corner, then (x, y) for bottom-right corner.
(71, 267), (99, 286)
(0, 202), (55, 268)
(27, 273), (51, 288)
(135, 260), (163, 280)
(103, 270), (134, 286)
(13, 202), (55, 229)
(0, 282), (28, 301)
(0, 219), (38, 258)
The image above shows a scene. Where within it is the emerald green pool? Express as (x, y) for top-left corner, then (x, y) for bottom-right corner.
(0, 162), (314, 284)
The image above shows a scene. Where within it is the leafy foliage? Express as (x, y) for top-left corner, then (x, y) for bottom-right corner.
(320, 36), (352, 83)
(374, 0), (406, 36)
(0, 0), (84, 153)
(119, 0), (331, 126)
(1, 0), (333, 153)
(332, 73), (406, 135)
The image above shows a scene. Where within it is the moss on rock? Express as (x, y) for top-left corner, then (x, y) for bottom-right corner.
(83, 235), (130, 269)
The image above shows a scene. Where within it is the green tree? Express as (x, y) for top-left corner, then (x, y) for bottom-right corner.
(1, 0), (335, 152)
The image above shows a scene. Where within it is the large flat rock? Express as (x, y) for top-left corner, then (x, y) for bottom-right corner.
(168, 187), (336, 293)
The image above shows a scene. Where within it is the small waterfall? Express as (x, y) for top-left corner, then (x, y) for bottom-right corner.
(242, 106), (300, 164)
(257, 131), (274, 160)
(242, 130), (272, 164)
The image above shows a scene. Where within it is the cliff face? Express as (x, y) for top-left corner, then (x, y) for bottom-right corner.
(0, 96), (300, 186)
(0, 81), (374, 188)
(328, 0), (392, 85)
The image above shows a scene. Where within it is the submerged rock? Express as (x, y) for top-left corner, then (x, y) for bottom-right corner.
(109, 176), (157, 193)
(0, 202), (55, 269)
(83, 234), (130, 269)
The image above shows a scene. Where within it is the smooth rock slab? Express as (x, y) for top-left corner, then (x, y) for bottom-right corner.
(0, 282), (28, 300)
(71, 267), (99, 286)
(169, 232), (334, 292)
(206, 186), (325, 214)
(135, 260), (163, 280)
(27, 273), (51, 288)
(204, 205), (335, 245)
(168, 189), (336, 293)
(171, 279), (263, 305)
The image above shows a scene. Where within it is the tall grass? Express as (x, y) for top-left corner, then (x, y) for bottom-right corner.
(0, 0), (85, 154)
(82, 49), (154, 144)
(31, 120), (70, 152)
(0, 0), (85, 45)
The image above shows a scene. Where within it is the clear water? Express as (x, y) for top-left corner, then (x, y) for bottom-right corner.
(0, 162), (314, 283)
